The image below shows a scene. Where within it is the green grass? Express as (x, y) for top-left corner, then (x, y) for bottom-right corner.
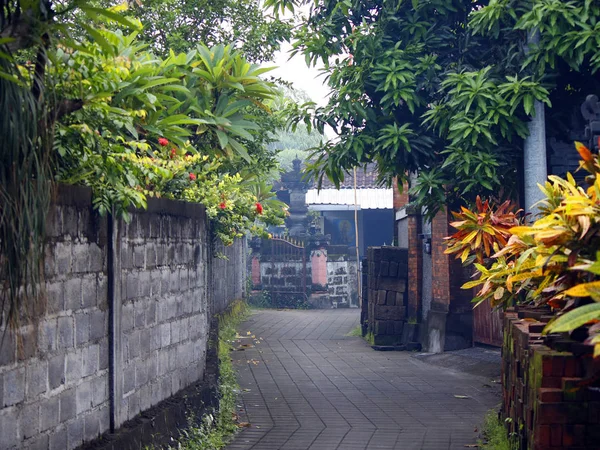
(345, 325), (363, 337)
(345, 325), (375, 344)
(478, 411), (518, 450)
(170, 299), (249, 449)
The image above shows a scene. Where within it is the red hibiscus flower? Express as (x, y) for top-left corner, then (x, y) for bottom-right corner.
(255, 202), (263, 215)
(219, 202), (226, 210)
(189, 173), (196, 181)
(158, 137), (169, 146)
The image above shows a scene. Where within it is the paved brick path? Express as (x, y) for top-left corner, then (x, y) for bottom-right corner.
(226, 309), (500, 450)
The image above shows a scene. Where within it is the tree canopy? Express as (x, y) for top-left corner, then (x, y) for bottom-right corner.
(268, 0), (600, 215)
(122, 0), (293, 61)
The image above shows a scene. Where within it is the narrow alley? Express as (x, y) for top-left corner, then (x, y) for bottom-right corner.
(227, 309), (500, 450)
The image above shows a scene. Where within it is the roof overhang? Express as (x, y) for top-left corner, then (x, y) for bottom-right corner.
(306, 188), (393, 210)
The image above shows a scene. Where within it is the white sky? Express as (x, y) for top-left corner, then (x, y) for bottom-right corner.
(266, 3), (331, 107)
(270, 42), (331, 106)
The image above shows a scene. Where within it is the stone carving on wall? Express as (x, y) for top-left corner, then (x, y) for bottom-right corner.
(582, 94), (600, 152)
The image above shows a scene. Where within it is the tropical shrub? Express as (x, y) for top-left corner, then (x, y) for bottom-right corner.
(445, 196), (522, 265)
(446, 142), (600, 357)
(53, 26), (286, 241)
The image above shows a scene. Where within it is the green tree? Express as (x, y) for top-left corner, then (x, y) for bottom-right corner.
(124, 0), (292, 62)
(267, 0), (600, 216)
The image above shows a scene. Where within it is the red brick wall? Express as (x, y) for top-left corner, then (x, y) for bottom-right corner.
(431, 208), (452, 310)
(407, 207), (422, 320)
(503, 312), (600, 449)
(251, 256), (261, 286)
(393, 178), (409, 210)
(430, 207), (473, 312)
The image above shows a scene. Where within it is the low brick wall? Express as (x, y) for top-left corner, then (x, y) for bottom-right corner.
(252, 238), (359, 309)
(364, 247), (410, 346)
(0, 185), (246, 450)
(503, 311), (600, 449)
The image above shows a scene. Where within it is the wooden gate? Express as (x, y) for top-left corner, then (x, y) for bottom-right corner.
(473, 298), (503, 347)
(263, 236), (307, 298)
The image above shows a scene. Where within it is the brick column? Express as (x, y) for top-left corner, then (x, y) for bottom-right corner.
(392, 178), (409, 210)
(431, 207), (452, 312)
(406, 205), (422, 321)
(251, 256), (261, 288)
(310, 248), (328, 288)
(427, 206), (474, 351)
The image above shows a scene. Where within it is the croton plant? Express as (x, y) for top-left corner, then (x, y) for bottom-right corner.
(445, 141), (600, 357)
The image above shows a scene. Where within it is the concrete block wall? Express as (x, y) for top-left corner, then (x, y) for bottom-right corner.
(326, 256), (358, 308)
(0, 186), (110, 450)
(117, 204), (210, 426)
(211, 239), (246, 316)
(0, 185), (246, 449)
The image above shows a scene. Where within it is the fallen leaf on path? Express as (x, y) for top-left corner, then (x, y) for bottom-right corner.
(242, 388), (251, 392)
(464, 445), (479, 448)
(237, 422), (251, 428)
(454, 395), (470, 399)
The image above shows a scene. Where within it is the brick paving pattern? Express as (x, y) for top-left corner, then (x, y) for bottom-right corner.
(226, 309), (499, 450)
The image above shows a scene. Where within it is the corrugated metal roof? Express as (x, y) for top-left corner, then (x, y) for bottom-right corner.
(305, 188), (393, 210)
